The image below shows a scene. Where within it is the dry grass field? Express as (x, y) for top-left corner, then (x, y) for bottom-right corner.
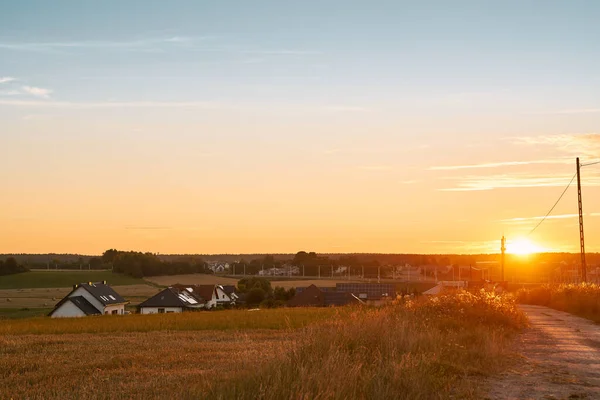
(0, 284), (161, 310)
(1, 292), (526, 399)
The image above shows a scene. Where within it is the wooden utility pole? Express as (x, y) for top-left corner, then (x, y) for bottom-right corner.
(577, 157), (587, 282)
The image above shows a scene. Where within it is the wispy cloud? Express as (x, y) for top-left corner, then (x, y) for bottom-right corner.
(430, 159), (571, 171)
(0, 99), (220, 108)
(500, 214), (579, 224)
(0, 36), (318, 58)
(125, 226), (172, 231)
(514, 133), (600, 159)
(0, 90), (21, 96)
(555, 108), (600, 114)
(0, 37), (205, 53)
(22, 86), (52, 99)
(0, 77), (15, 84)
(439, 173), (600, 191)
(357, 165), (392, 171)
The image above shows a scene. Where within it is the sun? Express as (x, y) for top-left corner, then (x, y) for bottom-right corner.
(506, 238), (544, 256)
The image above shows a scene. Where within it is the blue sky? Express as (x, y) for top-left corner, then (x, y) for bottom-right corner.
(1, 1), (600, 254)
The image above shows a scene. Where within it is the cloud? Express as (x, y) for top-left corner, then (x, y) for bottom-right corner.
(514, 133), (600, 160)
(0, 99), (220, 108)
(500, 214), (579, 224)
(0, 36), (318, 58)
(22, 86), (52, 99)
(125, 226), (172, 230)
(357, 165), (392, 171)
(0, 90), (21, 96)
(430, 159), (571, 171)
(438, 172), (598, 191)
(555, 108), (600, 114)
(0, 77), (15, 84)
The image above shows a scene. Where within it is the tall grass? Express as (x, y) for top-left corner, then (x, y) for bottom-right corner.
(517, 283), (600, 322)
(203, 290), (527, 400)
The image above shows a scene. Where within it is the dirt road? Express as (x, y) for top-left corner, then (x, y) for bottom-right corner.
(488, 305), (600, 399)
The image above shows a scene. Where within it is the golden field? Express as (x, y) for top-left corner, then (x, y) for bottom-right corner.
(1, 292), (526, 399)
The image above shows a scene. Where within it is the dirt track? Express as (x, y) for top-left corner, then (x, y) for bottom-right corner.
(488, 305), (600, 399)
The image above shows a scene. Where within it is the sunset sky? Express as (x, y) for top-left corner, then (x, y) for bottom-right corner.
(1, 1), (600, 255)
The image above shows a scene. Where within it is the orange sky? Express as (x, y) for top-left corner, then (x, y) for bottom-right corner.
(1, 108), (599, 255)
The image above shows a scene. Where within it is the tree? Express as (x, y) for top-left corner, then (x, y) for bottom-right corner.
(246, 287), (266, 306)
(0, 257), (28, 276)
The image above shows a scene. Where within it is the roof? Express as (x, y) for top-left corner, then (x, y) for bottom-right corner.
(287, 285), (325, 307)
(68, 296), (102, 315)
(49, 295), (101, 316)
(336, 283), (396, 300)
(78, 282), (127, 306)
(172, 284), (216, 302)
(221, 285), (237, 295)
(323, 292), (363, 306)
(138, 287), (203, 308)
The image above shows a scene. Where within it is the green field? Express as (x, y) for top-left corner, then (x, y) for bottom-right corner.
(0, 270), (145, 289)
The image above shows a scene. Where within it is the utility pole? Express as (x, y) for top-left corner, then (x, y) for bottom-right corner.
(501, 236), (506, 282)
(577, 157), (587, 282)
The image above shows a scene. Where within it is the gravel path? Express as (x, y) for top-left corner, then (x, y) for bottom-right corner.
(488, 305), (600, 399)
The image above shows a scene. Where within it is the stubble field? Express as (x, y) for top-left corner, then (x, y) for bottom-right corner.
(1, 292), (526, 399)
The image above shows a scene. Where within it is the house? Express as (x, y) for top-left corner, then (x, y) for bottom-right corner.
(221, 285), (238, 302)
(49, 281), (128, 318)
(288, 284), (363, 307)
(172, 284), (223, 309)
(138, 287), (204, 314)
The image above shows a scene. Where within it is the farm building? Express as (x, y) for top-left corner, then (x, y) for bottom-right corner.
(49, 281), (128, 318)
(288, 284), (363, 307)
(138, 287), (204, 314)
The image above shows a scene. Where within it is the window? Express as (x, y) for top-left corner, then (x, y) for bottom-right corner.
(158, 308), (165, 313)
(111, 310), (118, 315)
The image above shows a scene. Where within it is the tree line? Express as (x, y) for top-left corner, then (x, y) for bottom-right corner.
(0, 257), (29, 276)
(102, 249), (209, 278)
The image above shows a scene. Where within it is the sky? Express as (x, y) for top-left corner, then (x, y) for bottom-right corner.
(1, 0), (600, 255)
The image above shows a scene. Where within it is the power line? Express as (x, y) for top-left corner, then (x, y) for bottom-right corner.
(582, 160), (600, 167)
(528, 173), (577, 236)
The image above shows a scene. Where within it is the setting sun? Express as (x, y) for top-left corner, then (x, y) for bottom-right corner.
(506, 238), (545, 256)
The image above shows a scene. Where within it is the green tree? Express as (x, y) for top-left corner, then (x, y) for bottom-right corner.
(246, 288), (266, 306)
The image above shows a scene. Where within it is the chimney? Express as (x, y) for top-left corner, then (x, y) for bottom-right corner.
(73, 284), (78, 290)
(102, 280), (107, 285)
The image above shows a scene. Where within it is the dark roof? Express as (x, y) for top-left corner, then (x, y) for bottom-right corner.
(287, 285), (325, 307)
(221, 285), (237, 295)
(138, 287), (203, 308)
(68, 296), (102, 315)
(49, 295), (101, 316)
(336, 283), (396, 300)
(78, 282), (127, 305)
(323, 292), (363, 306)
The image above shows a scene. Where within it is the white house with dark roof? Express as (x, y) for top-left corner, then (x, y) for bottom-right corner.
(138, 287), (204, 314)
(49, 281), (129, 318)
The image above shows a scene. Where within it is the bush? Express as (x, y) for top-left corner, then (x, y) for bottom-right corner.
(517, 283), (600, 322)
